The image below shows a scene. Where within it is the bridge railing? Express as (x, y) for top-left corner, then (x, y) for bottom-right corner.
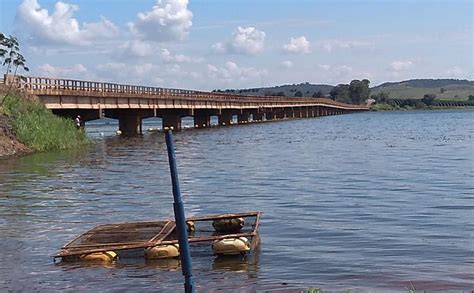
(7, 75), (367, 109)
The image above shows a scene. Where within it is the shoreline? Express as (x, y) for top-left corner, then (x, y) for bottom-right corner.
(370, 104), (474, 112)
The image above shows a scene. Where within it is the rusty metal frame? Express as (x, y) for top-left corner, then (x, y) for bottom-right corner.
(54, 212), (261, 258)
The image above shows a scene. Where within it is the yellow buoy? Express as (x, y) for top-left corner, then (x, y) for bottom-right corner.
(186, 220), (195, 232)
(145, 244), (180, 259)
(212, 217), (245, 232)
(80, 251), (117, 262)
(212, 237), (250, 255)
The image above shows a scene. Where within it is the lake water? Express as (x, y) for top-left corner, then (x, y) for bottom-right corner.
(0, 110), (473, 292)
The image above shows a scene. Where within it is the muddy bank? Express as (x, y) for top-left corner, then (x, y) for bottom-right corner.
(0, 114), (31, 157)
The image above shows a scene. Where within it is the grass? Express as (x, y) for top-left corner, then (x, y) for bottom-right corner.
(1, 93), (91, 152)
(371, 84), (474, 100)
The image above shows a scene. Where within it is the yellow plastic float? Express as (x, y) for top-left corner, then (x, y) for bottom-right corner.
(145, 244), (180, 259)
(80, 251), (117, 262)
(186, 220), (195, 232)
(212, 237), (250, 255)
(212, 217), (245, 232)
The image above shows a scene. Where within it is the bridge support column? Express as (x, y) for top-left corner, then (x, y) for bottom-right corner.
(252, 112), (264, 122)
(293, 108), (301, 118)
(238, 112), (250, 124)
(194, 114), (210, 128)
(265, 112), (275, 121)
(118, 115), (142, 136)
(301, 107), (309, 118)
(218, 111), (233, 126)
(162, 114), (182, 130)
(275, 110), (285, 119)
(308, 107), (315, 118)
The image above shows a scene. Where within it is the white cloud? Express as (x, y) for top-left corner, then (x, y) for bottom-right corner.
(442, 66), (466, 78)
(160, 48), (204, 63)
(120, 40), (155, 57)
(317, 39), (372, 52)
(317, 64), (331, 71)
(390, 60), (414, 71)
(212, 26), (265, 55)
(16, 0), (118, 46)
(282, 36), (311, 54)
(207, 61), (267, 85)
(280, 60), (293, 68)
(38, 63), (88, 78)
(128, 0), (193, 42)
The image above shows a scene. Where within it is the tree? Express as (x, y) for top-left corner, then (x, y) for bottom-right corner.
(371, 91), (389, 103)
(275, 91), (286, 96)
(312, 90), (324, 98)
(1, 34), (29, 76)
(294, 90), (303, 97)
(468, 95), (474, 102)
(0, 33), (7, 66)
(1, 33), (29, 104)
(349, 79), (370, 104)
(330, 84), (351, 103)
(421, 94), (436, 106)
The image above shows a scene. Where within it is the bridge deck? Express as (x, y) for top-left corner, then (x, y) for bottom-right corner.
(5, 75), (368, 134)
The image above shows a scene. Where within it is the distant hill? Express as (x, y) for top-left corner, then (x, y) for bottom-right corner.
(215, 79), (474, 100)
(372, 79), (474, 100)
(213, 82), (334, 97)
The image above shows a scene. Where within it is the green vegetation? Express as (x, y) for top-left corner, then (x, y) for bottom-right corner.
(371, 79), (474, 100)
(1, 33), (29, 76)
(1, 94), (90, 152)
(213, 82), (334, 98)
(330, 79), (370, 104)
(1, 32), (90, 155)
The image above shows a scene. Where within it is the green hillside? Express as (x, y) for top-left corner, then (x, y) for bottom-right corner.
(371, 79), (474, 100)
(213, 82), (334, 97)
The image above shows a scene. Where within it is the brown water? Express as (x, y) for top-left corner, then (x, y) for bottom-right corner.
(0, 110), (473, 292)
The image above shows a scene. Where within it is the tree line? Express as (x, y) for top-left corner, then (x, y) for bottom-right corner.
(329, 79), (370, 104)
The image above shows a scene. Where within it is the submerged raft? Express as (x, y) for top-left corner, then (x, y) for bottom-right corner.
(55, 212), (261, 262)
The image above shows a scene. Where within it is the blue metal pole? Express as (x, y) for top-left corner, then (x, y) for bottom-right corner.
(165, 130), (195, 293)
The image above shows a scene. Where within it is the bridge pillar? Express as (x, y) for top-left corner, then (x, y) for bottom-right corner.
(252, 112), (264, 122)
(218, 111), (233, 126)
(194, 114), (210, 128)
(301, 107), (309, 118)
(293, 108), (301, 118)
(275, 110), (285, 119)
(118, 115), (142, 136)
(238, 112), (250, 124)
(162, 114), (182, 130)
(308, 107), (315, 118)
(265, 112), (275, 121)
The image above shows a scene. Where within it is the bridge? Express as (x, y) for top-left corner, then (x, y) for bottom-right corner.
(6, 75), (369, 135)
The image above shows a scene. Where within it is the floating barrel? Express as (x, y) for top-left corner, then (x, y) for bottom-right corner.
(212, 237), (250, 255)
(80, 251), (117, 262)
(145, 244), (180, 259)
(212, 217), (245, 232)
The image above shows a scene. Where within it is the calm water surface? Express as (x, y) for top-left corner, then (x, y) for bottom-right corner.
(0, 110), (473, 292)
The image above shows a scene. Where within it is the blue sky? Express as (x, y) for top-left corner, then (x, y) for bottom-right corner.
(0, 0), (472, 90)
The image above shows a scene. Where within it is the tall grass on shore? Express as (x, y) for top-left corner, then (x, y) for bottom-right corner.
(1, 94), (90, 151)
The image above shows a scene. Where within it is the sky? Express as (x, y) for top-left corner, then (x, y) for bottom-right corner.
(0, 0), (472, 90)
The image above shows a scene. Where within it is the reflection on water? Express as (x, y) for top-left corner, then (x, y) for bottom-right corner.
(0, 110), (473, 291)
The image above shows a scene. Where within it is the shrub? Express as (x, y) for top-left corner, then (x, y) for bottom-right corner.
(2, 94), (90, 151)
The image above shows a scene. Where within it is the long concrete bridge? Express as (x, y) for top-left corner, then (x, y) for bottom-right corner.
(6, 75), (369, 135)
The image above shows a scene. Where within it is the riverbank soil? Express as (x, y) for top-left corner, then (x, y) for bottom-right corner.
(0, 113), (31, 157)
(0, 84), (34, 157)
